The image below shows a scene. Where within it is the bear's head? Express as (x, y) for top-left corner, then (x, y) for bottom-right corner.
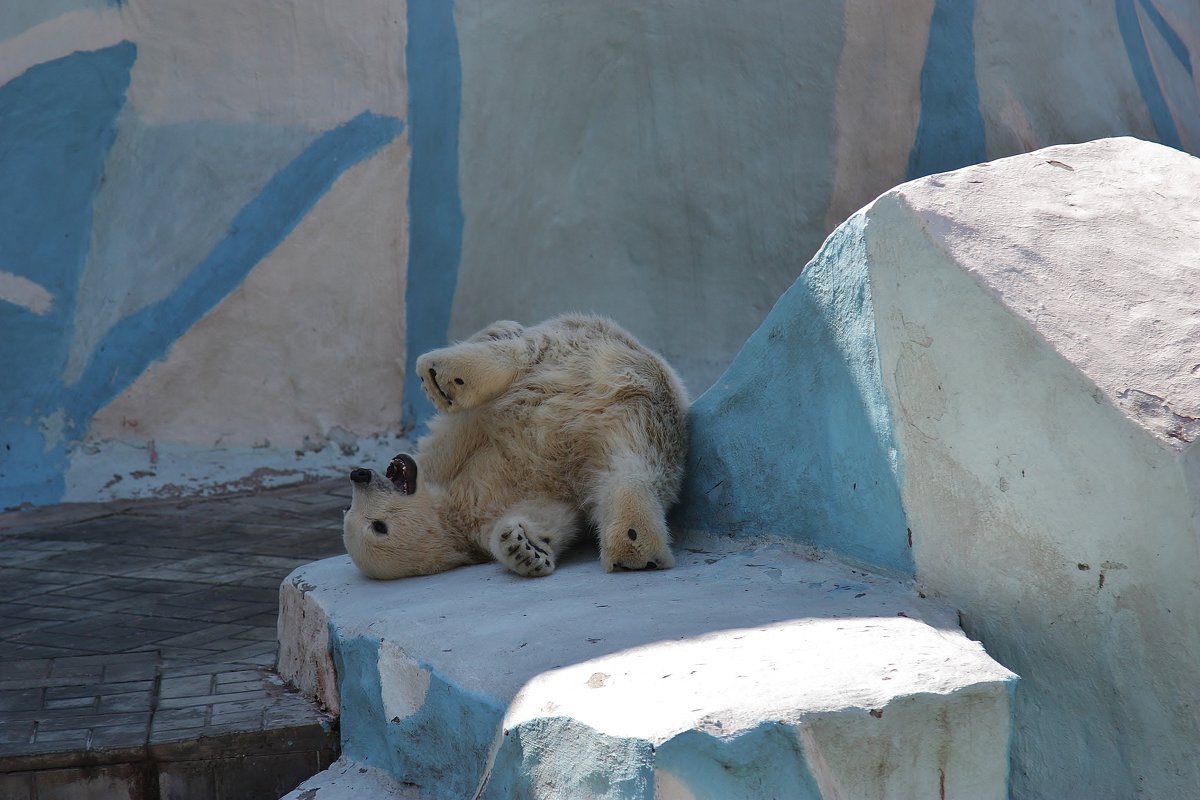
(342, 454), (439, 579)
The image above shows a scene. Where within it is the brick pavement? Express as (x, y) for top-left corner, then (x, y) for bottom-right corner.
(0, 479), (353, 799)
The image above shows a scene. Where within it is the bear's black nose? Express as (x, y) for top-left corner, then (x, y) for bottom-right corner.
(349, 468), (372, 484)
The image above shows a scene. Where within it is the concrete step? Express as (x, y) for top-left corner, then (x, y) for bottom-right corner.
(278, 539), (1016, 799)
(282, 756), (419, 800)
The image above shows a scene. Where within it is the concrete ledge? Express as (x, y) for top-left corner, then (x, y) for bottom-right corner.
(282, 756), (419, 800)
(279, 541), (1015, 799)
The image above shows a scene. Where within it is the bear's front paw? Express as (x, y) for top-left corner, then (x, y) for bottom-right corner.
(601, 525), (675, 573)
(492, 522), (556, 577)
(415, 351), (465, 413)
(415, 343), (521, 414)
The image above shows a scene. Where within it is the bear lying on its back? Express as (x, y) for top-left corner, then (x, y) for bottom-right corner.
(343, 314), (690, 579)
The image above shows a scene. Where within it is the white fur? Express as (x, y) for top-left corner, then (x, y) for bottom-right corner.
(343, 314), (689, 578)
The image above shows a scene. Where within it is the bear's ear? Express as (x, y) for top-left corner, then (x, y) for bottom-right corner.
(386, 453), (418, 495)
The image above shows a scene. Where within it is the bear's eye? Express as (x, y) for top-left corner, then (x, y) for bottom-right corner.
(371, 520), (388, 535)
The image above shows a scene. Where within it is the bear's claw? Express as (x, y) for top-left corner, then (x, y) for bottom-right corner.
(492, 522), (555, 577)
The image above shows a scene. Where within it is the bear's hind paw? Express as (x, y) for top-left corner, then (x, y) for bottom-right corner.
(492, 522), (556, 578)
(601, 526), (675, 573)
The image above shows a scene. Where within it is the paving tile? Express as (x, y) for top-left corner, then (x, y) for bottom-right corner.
(158, 689), (272, 710)
(101, 654), (160, 683)
(0, 688), (43, 713)
(151, 706), (208, 733)
(45, 680), (154, 701)
(159, 673), (215, 699)
(0, 605), (84, 625)
(97, 689), (155, 713)
(215, 669), (265, 685)
(0, 658), (52, 681)
(0, 480), (350, 780)
(43, 696), (96, 711)
(15, 593), (111, 612)
(0, 720), (36, 745)
(2, 644), (85, 661)
(152, 623), (256, 650)
(46, 659), (104, 681)
(36, 711), (150, 734)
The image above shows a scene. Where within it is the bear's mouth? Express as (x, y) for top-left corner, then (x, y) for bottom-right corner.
(428, 369), (453, 407)
(386, 453), (418, 495)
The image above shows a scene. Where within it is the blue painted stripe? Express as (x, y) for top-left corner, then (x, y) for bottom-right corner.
(402, 0), (465, 431)
(1116, 0), (1183, 150)
(906, 0), (987, 180)
(0, 43), (135, 508)
(1137, 0), (1192, 77)
(65, 112), (404, 427)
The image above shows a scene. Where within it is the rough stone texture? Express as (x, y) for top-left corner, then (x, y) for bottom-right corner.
(680, 138), (1200, 799)
(279, 541), (1015, 799)
(887, 137), (1200, 449)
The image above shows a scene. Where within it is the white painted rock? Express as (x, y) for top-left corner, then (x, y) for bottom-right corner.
(871, 138), (1200, 800)
(279, 540), (1015, 799)
(680, 137), (1200, 799)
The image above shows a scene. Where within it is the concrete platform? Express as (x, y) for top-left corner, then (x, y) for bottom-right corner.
(279, 538), (1016, 799)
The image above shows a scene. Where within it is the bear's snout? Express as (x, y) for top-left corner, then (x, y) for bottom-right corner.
(350, 468), (372, 484)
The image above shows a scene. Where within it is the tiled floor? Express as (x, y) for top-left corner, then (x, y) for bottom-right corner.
(0, 480), (352, 798)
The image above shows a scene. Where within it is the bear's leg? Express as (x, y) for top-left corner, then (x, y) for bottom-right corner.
(485, 498), (580, 578)
(415, 336), (528, 414)
(590, 466), (675, 572)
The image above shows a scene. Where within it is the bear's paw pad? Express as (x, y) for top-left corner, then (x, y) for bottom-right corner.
(602, 528), (675, 573)
(494, 522), (555, 577)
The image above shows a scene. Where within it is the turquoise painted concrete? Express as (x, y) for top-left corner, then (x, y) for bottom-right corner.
(655, 725), (822, 800)
(0, 43), (135, 508)
(481, 718), (654, 800)
(676, 213), (912, 575)
(402, 0), (464, 431)
(333, 634), (505, 800)
(907, 0), (987, 179)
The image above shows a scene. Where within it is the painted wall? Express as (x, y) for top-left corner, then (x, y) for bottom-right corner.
(679, 138), (1200, 798)
(0, 1), (413, 507)
(427, 0), (1200, 427)
(3, 0), (1198, 508)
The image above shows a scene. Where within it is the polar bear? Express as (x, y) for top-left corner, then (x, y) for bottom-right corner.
(342, 314), (690, 579)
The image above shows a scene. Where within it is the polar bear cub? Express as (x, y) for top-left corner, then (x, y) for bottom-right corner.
(342, 314), (690, 579)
